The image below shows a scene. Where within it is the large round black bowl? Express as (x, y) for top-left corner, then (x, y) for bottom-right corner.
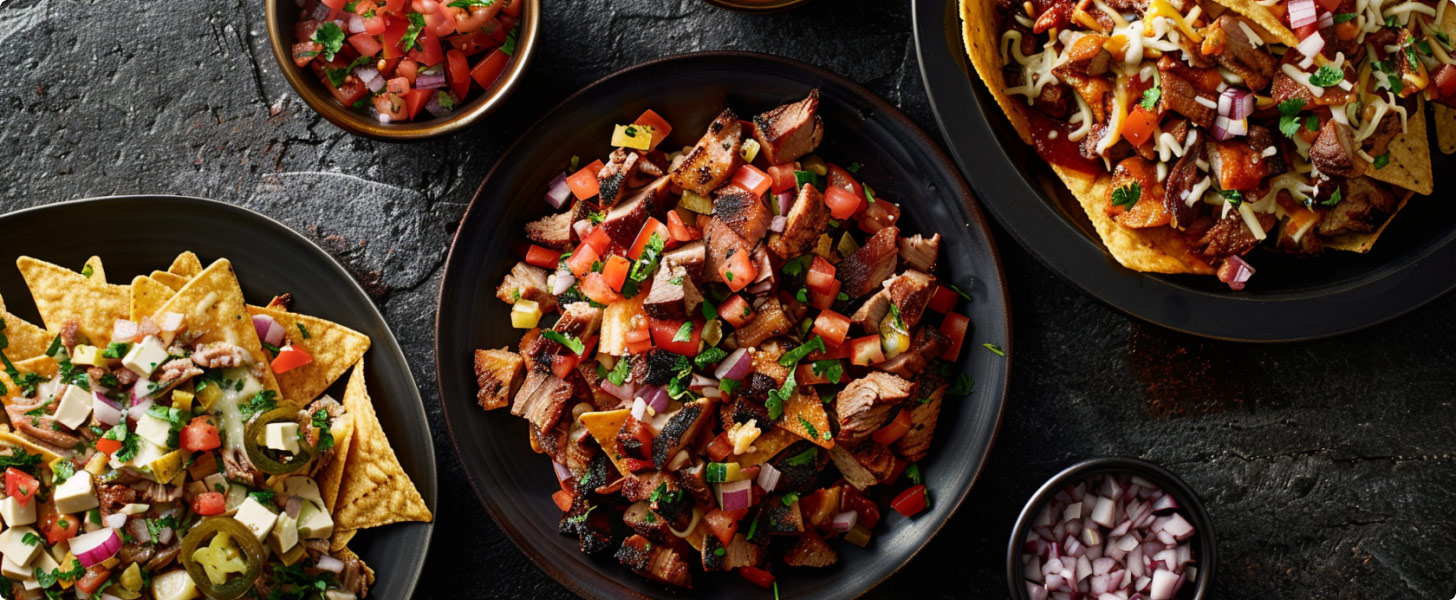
(0, 196), (437, 598)
(914, 0), (1456, 341)
(435, 51), (1011, 599)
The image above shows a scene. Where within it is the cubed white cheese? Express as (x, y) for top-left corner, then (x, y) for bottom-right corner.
(54, 474), (99, 514)
(151, 569), (200, 600)
(233, 497), (279, 541)
(0, 526), (42, 566)
(270, 513), (299, 553)
(0, 554), (32, 580)
(264, 422), (301, 454)
(0, 497), (35, 527)
(119, 503), (151, 515)
(324, 591), (358, 600)
(203, 473), (230, 496)
(20, 549), (57, 590)
(296, 500), (334, 540)
(54, 384), (94, 430)
(70, 345), (102, 366)
(282, 477), (324, 507)
(109, 437), (170, 471)
(121, 335), (170, 376)
(134, 412), (175, 449)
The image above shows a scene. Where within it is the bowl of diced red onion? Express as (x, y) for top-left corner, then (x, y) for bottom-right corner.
(1008, 458), (1216, 600)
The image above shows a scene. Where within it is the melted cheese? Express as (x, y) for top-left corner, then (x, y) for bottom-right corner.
(1144, 0), (1202, 42)
(1281, 63), (1326, 97)
(1237, 203), (1268, 241)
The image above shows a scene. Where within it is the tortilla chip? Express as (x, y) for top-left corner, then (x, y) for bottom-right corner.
(1325, 187), (1416, 253)
(1435, 104), (1456, 155)
(329, 528), (356, 552)
(0, 431), (62, 464)
(148, 271), (190, 292)
(167, 251), (203, 277)
(81, 256), (106, 284)
(0, 294), (52, 363)
(129, 276), (175, 322)
(154, 259), (280, 393)
(245, 306), (371, 405)
(1367, 98), (1432, 195)
(735, 427), (799, 468)
(16, 257), (131, 347)
(0, 356), (60, 403)
(1205, 0), (1299, 46)
(683, 518), (712, 552)
(334, 362), (432, 530)
(780, 390), (833, 450)
(318, 396), (356, 514)
(958, 0), (1215, 275)
(580, 409), (632, 477)
(334, 546), (374, 585)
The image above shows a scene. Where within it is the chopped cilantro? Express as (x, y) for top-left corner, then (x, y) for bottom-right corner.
(948, 373), (974, 395)
(588, 210), (605, 225)
(810, 359), (843, 384)
(1277, 99), (1307, 139)
(541, 330), (586, 355)
(1139, 86), (1161, 110)
(1220, 189), (1242, 206)
(400, 13), (426, 53)
(846, 162), (863, 173)
(101, 342), (130, 359)
(44, 335), (62, 357)
(500, 23), (519, 55)
(765, 369), (796, 421)
(447, 0), (494, 6)
(1308, 65), (1344, 87)
(1111, 183), (1141, 209)
(1373, 153), (1390, 169)
(701, 299), (718, 322)
(310, 21), (346, 62)
(312, 409), (335, 452)
(694, 347), (727, 370)
(671, 321), (694, 343)
(780, 255), (813, 277)
(781, 492), (800, 507)
(983, 343), (1005, 356)
(606, 358), (631, 386)
(1321, 186), (1344, 207)
(239, 390), (278, 420)
(906, 463), (923, 485)
(1332, 12), (1357, 23)
(719, 378), (741, 394)
(779, 336), (824, 367)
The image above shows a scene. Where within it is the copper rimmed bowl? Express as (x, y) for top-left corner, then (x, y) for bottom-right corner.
(264, 0), (539, 141)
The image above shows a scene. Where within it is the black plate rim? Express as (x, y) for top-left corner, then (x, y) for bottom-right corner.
(0, 194), (437, 598)
(912, 0), (1456, 342)
(434, 50), (1013, 599)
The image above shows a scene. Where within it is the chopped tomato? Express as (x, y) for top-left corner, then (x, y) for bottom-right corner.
(43, 509), (79, 545)
(804, 256), (837, 294)
(292, 42), (323, 68)
(94, 437), (122, 455)
(813, 310), (851, 346)
(730, 165), (772, 198)
(825, 186), (863, 220)
(386, 75), (411, 96)
(807, 338), (853, 361)
(566, 242), (600, 278)
(396, 58), (419, 84)
(850, 335), (885, 366)
(871, 409), (913, 445)
(807, 278), (841, 311)
(382, 0), (405, 12)
(322, 0), (348, 15)
(323, 75), (370, 107)
(409, 31), (445, 66)
(1294, 22), (1317, 41)
(577, 228), (610, 257)
(180, 416), (222, 452)
(739, 566), (776, 589)
(579, 272), (623, 305)
(403, 88), (432, 120)
(1314, 0), (1341, 11)
(858, 198), (900, 233)
(192, 491), (227, 517)
(551, 490), (574, 512)
(827, 164), (865, 200)
(633, 109), (673, 149)
(75, 566), (111, 595)
(624, 320), (652, 355)
(1122, 106), (1159, 148)
(525, 244), (562, 270)
(347, 33), (384, 58)
(649, 318), (703, 356)
(373, 92), (408, 122)
(445, 49), (471, 100)
(628, 218), (669, 260)
(767, 164), (798, 193)
(927, 285), (958, 313)
(666, 210), (701, 242)
(551, 353), (579, 379)
(891, 484), (929, 517)
(272, 344), (313, 374)
(565, 160), (605, 201)
(720, 250), (757, 293)
(470, 48), (510, 90)
(1437, 64), (1456, 99)
(703, 509), (740, 547)
(841, 486), (881, 528)
(602, 255), (630, 292)
(795, 360), (838, 386)
(503, 0), (524, 17)
(718, 295), (754, 328)
(939, 312), (970, 360)
(5, 468), (37, 506)
(706, 432), (734, 461)
(446, 29), (495, 55)
(358, 1), (387, 34)
(381, 15), (410, 58)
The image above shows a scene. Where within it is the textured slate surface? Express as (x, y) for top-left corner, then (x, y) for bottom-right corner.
(2, 0), (1453, 598)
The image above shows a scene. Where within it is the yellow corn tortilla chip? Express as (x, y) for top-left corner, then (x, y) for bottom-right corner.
(129, 276), (175, 322)
(16, 257), (131, 347)
(735, 427), (799, 468)
(1435, 104), (1456, 155)
(958, 0), (1215, 276)
(148, 270), (190, 291)
(245, 306), (371, 405)
(333, 546), (374, 585)
(1325, 187), (1415, 253)
(580, 409), (632, 478)
(318, 397), (356, 514)
(780, 389), (833, 450)
(334, 362), (432, 530)
(81, 256), (106, 284)
(1205, 0), (1299, 47)
(0, 294), (51, 363)
(154, 259), (280, 394)
(0, 431), (63, 464)
(329, 528), (356, 552)
(0, 356), (60, 403)
(167, 251), (203, 277)
(1367, 98), (1432, 195)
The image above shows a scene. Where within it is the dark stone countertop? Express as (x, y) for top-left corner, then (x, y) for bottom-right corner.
(3, 0), (1453, 597)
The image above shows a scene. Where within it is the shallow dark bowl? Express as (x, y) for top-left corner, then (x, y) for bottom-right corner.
(264, 0), (540, 141)
(1007, 458), (1217, 600)
(702, 0), (814, 13)
(0, 196), (437, 598)
(435, 51), (1012, 599)
(913, 0), (1456, 341)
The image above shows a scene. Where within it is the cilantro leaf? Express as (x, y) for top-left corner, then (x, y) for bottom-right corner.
(1321, 186), (1344, 207)
(1277, 99), (1306, 139)
(983, 343), (1005, 356)
(780, 255), (813, 277)
(694, 347), (728, 370)
(778, 336), (825, 367)
(1332, 12), (1357, 23)
(400, 13), (426, 53)
(906, 463), (923, 485)
(785, 446), (818, 467)
(1308, 65), (1344, 87)
(1220, 189), (1242, 206)
(606, 358), (630, 386)
(310, 22), (346, 62)
(810, 359), (843, 384)
(1139, 85), (1161, 110)
(541, 330), (587, 355)
(1373, 153), (1390, 169)
(447, 0), (494, 6)
(949, 373), (974, 395)
(1111, 183), (1141, 209)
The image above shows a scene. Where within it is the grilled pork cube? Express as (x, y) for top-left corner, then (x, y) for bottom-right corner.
(662, 241), (706, 281)
(837, 226), (900, 299)
(601, 176), (672, 247)
(768, 440), (830, 493)
(783, 529), (838, 567)
(623, 501), (672, 544)
(827, 443), (878, 491)
(643, 263), (701, 320)
(898, 233), (940, 272)
(646, 474), (695, 531)
(1318, 177), (1398, 236)
(553, 302), (604, 340)
(617, 416), (654, 460)
(1309, 119), (1363, 178)
(751, 90), (825, 165)
(768, 183), (831, 259)
(525, 210), (574, 250)
(1157, 57), (1217, 129)
(673, 460), (715, 507)
(852, 441), (898, 483)
(892, 382), (946, 463)
(559, 495), (614, 554)
(763, 495), (806, 535)
(652, 399), (714, 470)
(596, 148), (668, 209)
(886, 270), (936, 330)
(704, 533), (764, 571)
(496, 261), (557, 313)
(473, 349), (525, 411)
(880, 326), (951, 378)
(734, 298), (792, 348)
(849, 288), (891, 334)
(713, 184), (772, 247)
(511, 367), (574, 433)
(622, 470), (674, 502)
(671, 109), (744, 196)
(836, 372), (912, 444)
(703, 218), (754, 285)
(576, 360), (623, 410)
(615, 534), (693, 589)
(628, 350), (686, 387)
(1202, 15), (1277, 90)
(1163, 129), (1203, 230)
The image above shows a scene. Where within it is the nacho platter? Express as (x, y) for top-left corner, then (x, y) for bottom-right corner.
(0, 197), (436, 598)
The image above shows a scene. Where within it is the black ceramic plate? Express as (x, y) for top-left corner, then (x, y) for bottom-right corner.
(0, 196), (436, 598)
(436, 51), (1011, 599)
(913, 0), (1456, 342)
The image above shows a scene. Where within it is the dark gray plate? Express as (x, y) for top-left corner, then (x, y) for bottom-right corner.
(435, 51), (1011, 599)
(0, 196), (435, 598)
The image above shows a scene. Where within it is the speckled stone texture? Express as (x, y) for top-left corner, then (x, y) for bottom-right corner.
(2, 0), (1453, 597)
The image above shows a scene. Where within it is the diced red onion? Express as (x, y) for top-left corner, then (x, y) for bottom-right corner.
(718, 480), (752, 512)
(1220, 88), (1254, 120)
(756, 463), (782, 492)
(714, 348), (752, 381)
(1288, 0), (1318, 28)
(365, 74), (386, 93)
(690, 373), (718, 388)
(112, 320), (138, 343)
(309, 3), (332, 20)
(545, 173), (572, 209)
(356, 66), (381, 85)
(775, 190), (795, 216)
(1218, 255), (1256, 290)
(1317, 10), (1333, 28)
(600, 380), (638, 402)
(769, 215), (787, 233)
(345, 13), (365, 33)
(316, 554), (346, 573)
(130, 386), (153, 413)
(1296, 31), (1326, 58)
(424, 91), (454, 119)
(156, 526), (175, 546)
(551, 272), (576, 296)
(639, 386), (670, 414)
(137, 317), (161, 338)
(630, 397), (647, 421)
(747, 279), (774, 294)
(831, 510), (858, 532)
(1149, 569), (1178, 600)
(415, 72), (447, 90)
(130, 518), (152, 544)
(572, 219), (592, 240)
(1152, 493), (1179, 511)
(251, 314), (286, 347)
(72, 528), (121, 568)
(103, 514), (127, 530)
(93, 392), (123, 427)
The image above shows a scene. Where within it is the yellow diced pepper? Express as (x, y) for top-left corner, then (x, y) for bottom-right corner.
(679, 190), (714, 214)
(70, 345), (102, 366)
(511, 299), (542, 329)
(171, 390), (194, 412)
(148, 449), (188, 484)
(740, 138), (761, 163)
(611, 124), (655, 151)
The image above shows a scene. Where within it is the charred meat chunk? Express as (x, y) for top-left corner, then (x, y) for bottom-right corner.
(836, 226), (900, 299)
(768, 183), (831, 259)
(496, 261), (557, 313)
(473, 348), (525, 411)
(615, 534), (693, 589)
(652, 400), (713, 470)
(1309, 119), (1364, 178)
(713, 184), (772, 247)
(835, 372), (912, 444)
(898, 233), (940, 272)
(1201, 15), (1278, 90)
(671, 109), (744, 196)
(525, 210), (574, 250)
(1318, 177), (1398, 236)
(751, 90), (825, 165)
